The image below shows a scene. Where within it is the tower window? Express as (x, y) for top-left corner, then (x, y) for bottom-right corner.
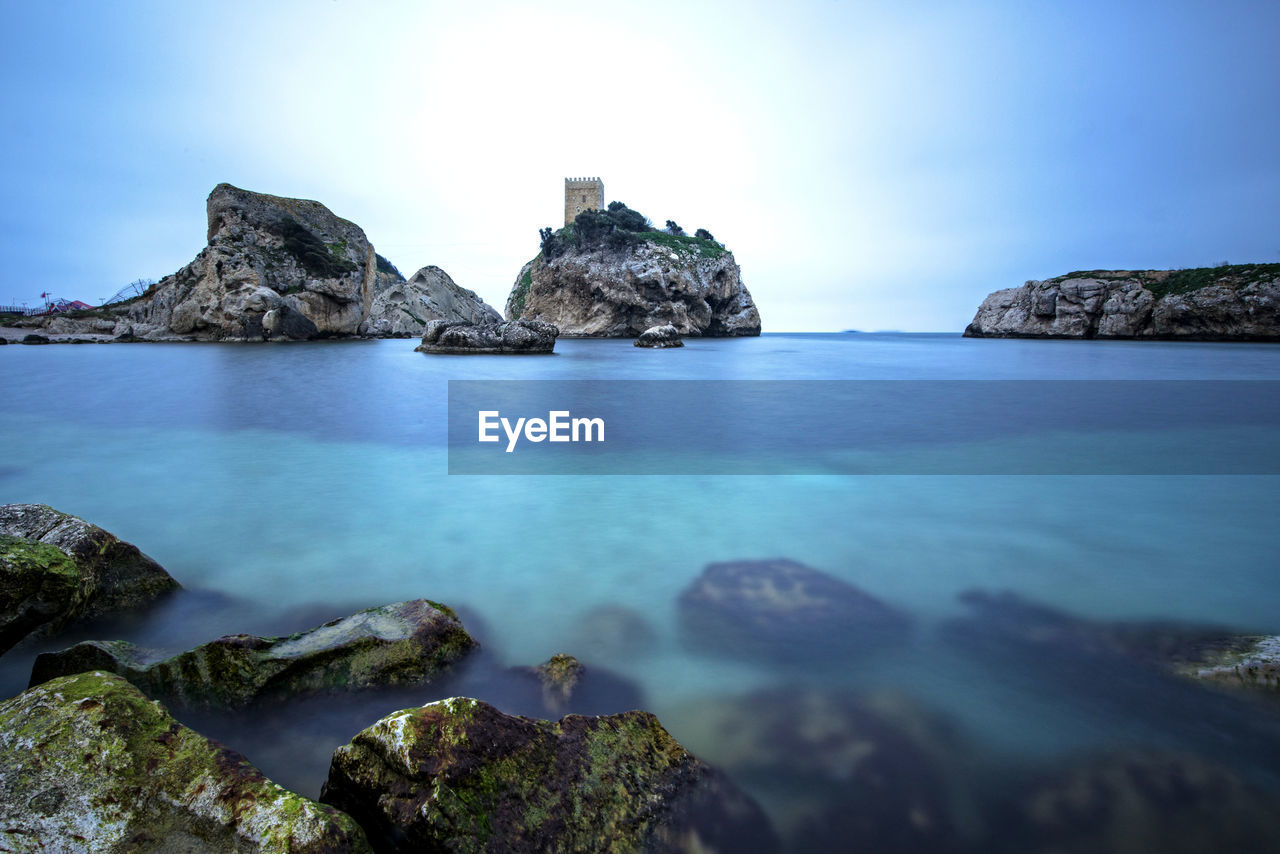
(581, 194), (586, 203)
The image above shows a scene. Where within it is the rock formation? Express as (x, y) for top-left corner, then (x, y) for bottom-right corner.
(964, 264), (1280, 340)
(320, 696), (779, 853)
(360, 265), (500, 338)
(678, 558), (912, 662)
(0, 671), (372, 852)
(0, 504), (179, 655)
(11, 184), (499, 341)
(506, 237), (760, 337)
(415, 318), (558, 354)
(634, 323), (684, 348)
(30, 599), (476, 709)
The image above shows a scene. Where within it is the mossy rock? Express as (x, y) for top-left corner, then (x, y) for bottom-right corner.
(31, 599), (477, 710)
(321, 697), (780, 853)
(0, 504), (179, 656)
(0, 671), (372, 852)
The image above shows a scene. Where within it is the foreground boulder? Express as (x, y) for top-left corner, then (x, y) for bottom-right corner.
(678, 558), (911, 662)
(506, 232), (760, 337)
(415, 318), (558, 354)
(0, 671), (371, 852)
(361, 265), (501, 338)
(30, 599), (476, 709)
(634, 324), (684, 348)
(964, 264), (1280, 340)
(0, 504), (179, 655)
(321, 696), (779, 853)
(5, 184), (499, 341)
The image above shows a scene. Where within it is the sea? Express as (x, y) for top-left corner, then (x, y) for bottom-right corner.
(2, 332), (1279, 850)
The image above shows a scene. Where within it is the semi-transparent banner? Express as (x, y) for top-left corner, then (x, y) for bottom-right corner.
(447, 380), (1280, 475)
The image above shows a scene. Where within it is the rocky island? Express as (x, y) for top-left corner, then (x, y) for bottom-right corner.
(965, 263), (1280, 340)
(505, 202), (760, 337)
(1, 184), (500, 342)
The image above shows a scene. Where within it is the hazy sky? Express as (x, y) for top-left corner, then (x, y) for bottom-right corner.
(3, 0), (1277, 331)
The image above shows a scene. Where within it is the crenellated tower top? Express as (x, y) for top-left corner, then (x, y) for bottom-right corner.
(564, 177), (604, 226)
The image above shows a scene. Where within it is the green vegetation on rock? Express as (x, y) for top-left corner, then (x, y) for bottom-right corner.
(0, 672), (372, 852)
(537, 201), (727, 261)
(277, 216), (357, 278)
(1057, 262), (1280, 301)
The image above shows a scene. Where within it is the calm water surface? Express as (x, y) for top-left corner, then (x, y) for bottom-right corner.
(3, 333), (1279, 849)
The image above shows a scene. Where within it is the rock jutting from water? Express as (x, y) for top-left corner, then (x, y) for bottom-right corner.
(320, 696), (780, 854)
(29, 599), (476, 709)
(0, 671), (373, 852)
(484, 653), (646, 719)
(414, 317), (559, 354)
(506, 204), (760, 337)
(964, 264), (1280, 340)
(677, 558), (912, 662)
(3, 184), (500, 341)
(634, 323), (684, 348)
(0, 503), (180, 656)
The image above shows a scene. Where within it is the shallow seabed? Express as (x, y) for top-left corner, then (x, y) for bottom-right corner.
(3, 333), (1279, 850)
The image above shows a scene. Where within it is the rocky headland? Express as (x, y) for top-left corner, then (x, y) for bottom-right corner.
(1, 184), (499, 342)
(965, 263), (1280, 340)
(505, 203), (760, 337)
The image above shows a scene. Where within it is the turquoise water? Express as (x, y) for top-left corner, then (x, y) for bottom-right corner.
(3, 333), (1280, 846)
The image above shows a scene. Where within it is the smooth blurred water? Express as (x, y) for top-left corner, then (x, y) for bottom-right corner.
(3, 333), (1280, 846)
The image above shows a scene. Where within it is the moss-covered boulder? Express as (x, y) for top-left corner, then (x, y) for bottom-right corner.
(677, 558), (911, 663)
(0, 671), (371, 852)
(0, 504), (179, 655)
(30, 599), (476, 710)
(320, 696), (780, 853)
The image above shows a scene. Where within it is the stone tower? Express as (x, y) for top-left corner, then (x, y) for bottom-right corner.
(564, 177), (604, 226)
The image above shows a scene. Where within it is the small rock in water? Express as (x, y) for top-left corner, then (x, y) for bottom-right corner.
(634, 324), (684, 347)
(321, 696), (780, 853)
(677, 558), (912, 662)
(20, 333), (49, 344)
(489, 653), (645, 718)
(415, 318), (558, 354)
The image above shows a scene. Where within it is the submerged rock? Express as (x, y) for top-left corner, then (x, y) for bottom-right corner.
(0, 671), (372, 852)
(30, 599), (476, 709)
(671, 687), (968, 852)
(677, 558), (911, 662)
(634, 324), (684, 348)
(945, 589), (1280, 696)
(994, 750), (1280, 853)
(0, 503), (179, 656)
(414, 317), (558, 354)
(321, 696), (779, 854)
(964, 264), (1280, 340)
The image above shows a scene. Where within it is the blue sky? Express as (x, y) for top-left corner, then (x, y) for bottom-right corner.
(2, 0), (1277, 331)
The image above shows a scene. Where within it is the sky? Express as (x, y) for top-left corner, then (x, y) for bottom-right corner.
(2, 0), (1277, 331)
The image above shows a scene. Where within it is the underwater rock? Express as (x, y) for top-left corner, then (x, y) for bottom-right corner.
(946, 590), (1280, 696)
(993, 750), (1280, 853)
(30, 599), (476, 710)
(0, 503), (179, 656)
(634, 324), (684, 348)
(672, 687), (966, 852)
(321, 696), (780, 853)
(566, 603), (658, 660)
(677, 558), (911, 662)
(414, 317), (558, 354)
(0, 671), (372, 852)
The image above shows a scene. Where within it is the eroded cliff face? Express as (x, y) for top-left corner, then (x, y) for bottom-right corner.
(505, 240), (761, 337)
(25, 184), (498, 341)
(964, 266), (1280, 340)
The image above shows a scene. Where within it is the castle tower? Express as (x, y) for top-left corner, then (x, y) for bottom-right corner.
(564, 177), (604, 226)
